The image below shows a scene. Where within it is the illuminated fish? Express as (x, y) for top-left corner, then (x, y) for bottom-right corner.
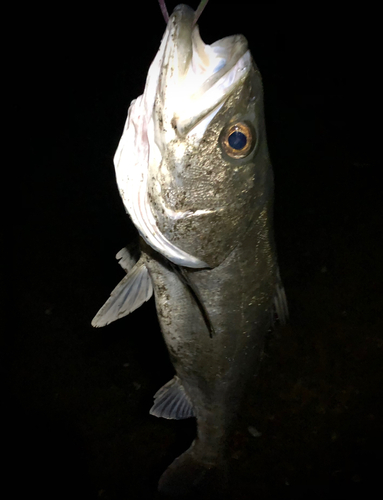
(92, 2), (288, 497)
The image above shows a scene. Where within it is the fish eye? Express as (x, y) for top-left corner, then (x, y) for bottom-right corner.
(220, 121), (256, 159)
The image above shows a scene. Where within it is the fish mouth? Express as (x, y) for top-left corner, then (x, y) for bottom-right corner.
(157, 4), (251, 139)
(170, 4), (248, 81)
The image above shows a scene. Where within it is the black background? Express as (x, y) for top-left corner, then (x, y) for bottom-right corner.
(6, 2), (381, 499)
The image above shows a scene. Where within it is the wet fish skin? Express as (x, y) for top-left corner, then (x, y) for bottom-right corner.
(148, 65), (272, 269)
(140, 39), (280, 494)
(141, 191), (276, 445)
(92, 4), (287, 497)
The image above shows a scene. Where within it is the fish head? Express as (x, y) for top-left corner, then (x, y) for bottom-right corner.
(114, 4), (274, 268)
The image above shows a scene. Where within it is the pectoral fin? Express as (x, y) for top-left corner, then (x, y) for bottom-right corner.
(150, 376), (194, 420)
(91, 257), (153, 328)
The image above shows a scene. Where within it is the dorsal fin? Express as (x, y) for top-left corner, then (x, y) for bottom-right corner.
(272, 281), (289, 326)
(150, 376), (194, 420)
(91, 257), (153, 328)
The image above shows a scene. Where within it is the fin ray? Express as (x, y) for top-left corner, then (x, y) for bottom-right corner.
(115, 243), (140, 273)
(273, 281), (289, 326)
(150, 376), (194, 420)
(91, 257), (153, 328)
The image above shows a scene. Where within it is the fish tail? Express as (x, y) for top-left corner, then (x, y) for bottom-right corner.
(158, 441), (230, 499)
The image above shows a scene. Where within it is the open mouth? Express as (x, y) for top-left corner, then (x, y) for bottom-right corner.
(156, 4), (251, 138)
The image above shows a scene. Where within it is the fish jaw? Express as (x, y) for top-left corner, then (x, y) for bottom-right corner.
(154, 4), (250, 144)
(114, 4), (252, 268)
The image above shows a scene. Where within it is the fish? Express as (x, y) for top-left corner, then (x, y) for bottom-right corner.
(92, 2), (288, 498)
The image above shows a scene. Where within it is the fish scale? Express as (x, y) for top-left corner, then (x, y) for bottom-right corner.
(92, 3), (288, 497)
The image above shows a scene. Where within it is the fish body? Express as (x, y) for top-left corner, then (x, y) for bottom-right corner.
(92, 4), (287, 497)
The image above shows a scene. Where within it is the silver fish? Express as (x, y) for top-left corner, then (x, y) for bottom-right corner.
(92, 3), (288, 497)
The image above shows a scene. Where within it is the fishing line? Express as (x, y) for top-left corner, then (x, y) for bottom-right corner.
(158, 0), (169, 22)
(158, 0), (209, 25)
(193, 0), (209, 25)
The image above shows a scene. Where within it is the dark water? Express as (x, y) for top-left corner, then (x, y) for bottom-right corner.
(6, 3), (380, 499)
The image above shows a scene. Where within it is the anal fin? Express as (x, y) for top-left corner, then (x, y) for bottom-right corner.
(150, 376), (194, 420)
